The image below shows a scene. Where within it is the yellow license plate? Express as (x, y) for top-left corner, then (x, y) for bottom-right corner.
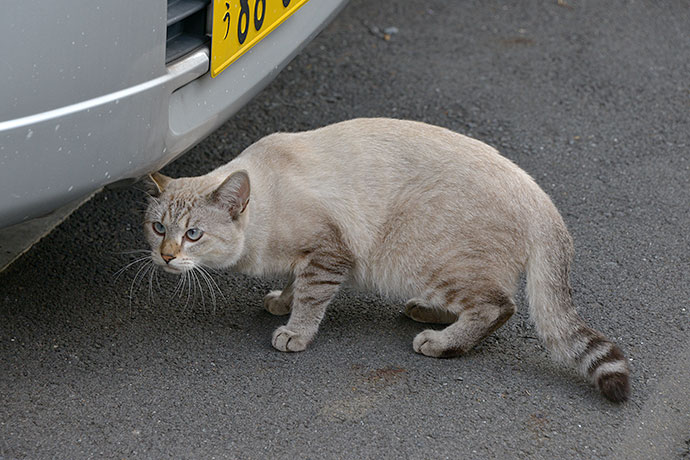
(211, 0), (309, 77)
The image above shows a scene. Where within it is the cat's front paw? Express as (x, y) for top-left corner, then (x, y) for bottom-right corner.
(263, 290), (291, 316)
(272, 326), (309, 352)
(413, 329), (462, 358)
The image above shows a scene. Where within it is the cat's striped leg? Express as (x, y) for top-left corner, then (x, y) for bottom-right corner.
(272, 246), (353, 352)
(264, 276), (294, 316)
(404, 299), (457, 324)
(413, 289), (515, 358)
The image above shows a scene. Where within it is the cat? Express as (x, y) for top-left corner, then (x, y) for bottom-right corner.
(143, 118), (630, 402)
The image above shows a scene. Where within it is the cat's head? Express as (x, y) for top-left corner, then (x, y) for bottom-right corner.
(143, 170), (250, 273)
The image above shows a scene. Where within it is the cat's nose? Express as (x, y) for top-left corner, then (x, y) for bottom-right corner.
(161, 253), (176, 264)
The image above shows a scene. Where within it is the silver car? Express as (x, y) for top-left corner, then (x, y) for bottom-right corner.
(0, 0), (347, 268)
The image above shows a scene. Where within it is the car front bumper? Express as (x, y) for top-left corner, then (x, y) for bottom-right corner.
(0, 0), (348, 228)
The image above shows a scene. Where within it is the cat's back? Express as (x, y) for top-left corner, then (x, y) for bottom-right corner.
(233, 118), (548, 233)
(279, 118), (498, 166)
(241, 118), (520, 182)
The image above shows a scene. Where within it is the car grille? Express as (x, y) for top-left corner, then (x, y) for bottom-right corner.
(166, 0), (211, 64)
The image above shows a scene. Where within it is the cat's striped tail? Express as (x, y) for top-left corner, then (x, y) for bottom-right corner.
(525, 218), (630, 402)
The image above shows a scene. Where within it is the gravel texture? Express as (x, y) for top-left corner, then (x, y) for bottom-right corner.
(1, 1), (689, 459)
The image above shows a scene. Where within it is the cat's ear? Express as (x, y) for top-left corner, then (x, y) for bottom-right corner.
(147, 172), (173, 196)
(210, 170), (250, 219)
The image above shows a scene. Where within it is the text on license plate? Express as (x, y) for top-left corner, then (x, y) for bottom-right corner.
(211, 0), (309, 77)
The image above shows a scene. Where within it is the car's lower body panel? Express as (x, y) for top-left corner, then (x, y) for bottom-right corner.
(0, 0), (348, 228)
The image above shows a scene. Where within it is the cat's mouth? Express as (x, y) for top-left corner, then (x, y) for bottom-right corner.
(154, 260), (192, 274)
(152, 255), (195, 274)
(162, 266), (183, 274)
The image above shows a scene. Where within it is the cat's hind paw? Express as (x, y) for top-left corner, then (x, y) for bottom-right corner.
(404, 299), (457, 324)
(272, 326), (309, 352)
(264, 290), (291, 316)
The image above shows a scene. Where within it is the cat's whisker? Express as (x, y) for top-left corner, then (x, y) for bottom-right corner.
(197, 265), (224, 304)
(134, 197), (153, 206)
(200, 264), (223, 275)
(171, 273), (183, 302)
(128, 259), (153, 308)
(170, 268), (187, 301)
(113, 254), (152, 281)
(130, 260), (153, 294)
(144, 192), (160, 204)
(116, 249), (153, 256)
(187, 268), (200, 309)
(194, 266), (218, 312)
(147, 262), (158, 305)
(154, 267), (162, 293)
(180, 271), (193, 313)
(192, 269), (207, 311)
(174, 271), (185, 311)
(187, 270), (197, 311)
(199, 270), (218, 308)
(133, 185), (160, 202)
(190, 270), (199, 308)
(199, 265), (227, 299)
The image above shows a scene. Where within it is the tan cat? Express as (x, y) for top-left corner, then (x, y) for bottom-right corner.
(144, 118), (630, 402)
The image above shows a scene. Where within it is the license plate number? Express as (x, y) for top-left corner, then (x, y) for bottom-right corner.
(211, 0), (309, 77)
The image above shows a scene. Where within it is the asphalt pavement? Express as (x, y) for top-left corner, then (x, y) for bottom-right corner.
(2, 1), (689, 459)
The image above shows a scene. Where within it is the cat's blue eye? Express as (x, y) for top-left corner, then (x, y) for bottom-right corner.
(185, 228), (203, 242)
(152, 222), (166, 235)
